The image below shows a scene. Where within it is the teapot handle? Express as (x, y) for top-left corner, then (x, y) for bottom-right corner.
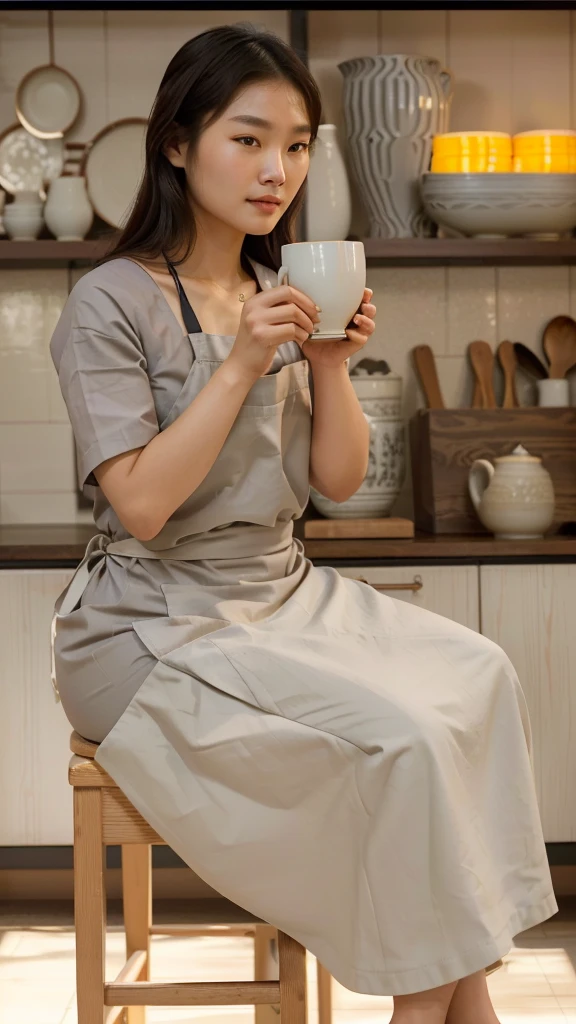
(469, 459), (494, 512)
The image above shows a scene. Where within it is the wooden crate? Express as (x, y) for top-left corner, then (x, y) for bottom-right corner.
(409, 408), (576, 534)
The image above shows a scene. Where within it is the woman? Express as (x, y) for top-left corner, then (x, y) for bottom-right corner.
(50, 23), (557, 1023)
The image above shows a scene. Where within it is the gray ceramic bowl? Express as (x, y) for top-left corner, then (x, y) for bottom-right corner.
(421, 172), (576, 237)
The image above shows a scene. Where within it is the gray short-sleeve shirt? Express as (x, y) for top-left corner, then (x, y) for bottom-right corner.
(50, 257), (303, 537)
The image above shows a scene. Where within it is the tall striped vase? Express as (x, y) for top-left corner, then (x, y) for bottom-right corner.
(338, 54), (453, 238)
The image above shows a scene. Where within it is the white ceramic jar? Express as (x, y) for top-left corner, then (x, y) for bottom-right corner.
(537, 378), (570, 407)
(4, 193), (44, 239)
(310, 369), (406, 518)
(468, 444), (555, 539)
(306, 124), (352, 241)
(45, 175), (93, 241)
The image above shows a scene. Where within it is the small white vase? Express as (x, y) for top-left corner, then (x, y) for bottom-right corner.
(45, 175), (93, 241)
(310, 369), (406, 518)
(306, 124), (352, 241)
(4, 201), (44, 240)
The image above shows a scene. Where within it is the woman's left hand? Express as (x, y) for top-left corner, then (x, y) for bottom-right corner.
(300, 288), (376, 367)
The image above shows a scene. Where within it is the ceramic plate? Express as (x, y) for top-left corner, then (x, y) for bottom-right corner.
(16, 64), (82, 139)
(0, 124), (63, 196)
(83, 118), (147, 228)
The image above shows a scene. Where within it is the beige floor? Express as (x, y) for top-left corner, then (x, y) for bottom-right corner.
(2, 897), (576, 1023)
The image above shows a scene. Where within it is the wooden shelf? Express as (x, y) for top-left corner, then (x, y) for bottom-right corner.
(360, 237), (576, 266)
(2, 237), (576, 266)
(0, 237), (118, 264)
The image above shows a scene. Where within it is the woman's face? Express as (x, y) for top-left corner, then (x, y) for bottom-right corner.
(169, 79), (312, 235)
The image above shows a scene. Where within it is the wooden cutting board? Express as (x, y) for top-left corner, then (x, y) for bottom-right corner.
(304, 518), (415, 539)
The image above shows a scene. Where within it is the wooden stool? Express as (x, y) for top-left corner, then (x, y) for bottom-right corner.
(69, 730), (333, 1024)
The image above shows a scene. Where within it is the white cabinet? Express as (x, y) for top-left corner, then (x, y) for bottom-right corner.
(480, 564), (576, 842)
(2, 560), (575, 845)
(0, 569), (75, 845)
(335, 564), (480, 631)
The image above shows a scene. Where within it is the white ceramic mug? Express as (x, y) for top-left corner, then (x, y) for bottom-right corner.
(537, 378), (570, 407)
(278, 240), (366, 341)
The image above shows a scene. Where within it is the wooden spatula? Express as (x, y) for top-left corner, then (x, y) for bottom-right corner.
(542, 315), (576, 379)
(497, 340), (519, 408)
(468, 340), (497, 408)
(412, 345), (444, 409)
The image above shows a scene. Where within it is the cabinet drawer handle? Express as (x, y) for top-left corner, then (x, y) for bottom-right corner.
(353, 574), (423, 593)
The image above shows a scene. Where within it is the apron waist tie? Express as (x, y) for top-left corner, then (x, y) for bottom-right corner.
(49, 523), (296, 702)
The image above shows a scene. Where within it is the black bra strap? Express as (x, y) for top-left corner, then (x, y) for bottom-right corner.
(164, 252), (262, 335)
(164, 256), (202, 334)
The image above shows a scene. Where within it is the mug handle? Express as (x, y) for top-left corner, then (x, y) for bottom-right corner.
(278, 265), (289, 286)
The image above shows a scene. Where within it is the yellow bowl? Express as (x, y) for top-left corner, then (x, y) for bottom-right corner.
(431, 154), (512, 173)
(513, 153), (576, 172)
(432, 132), (512, 172)
(433, 131), (511, 153)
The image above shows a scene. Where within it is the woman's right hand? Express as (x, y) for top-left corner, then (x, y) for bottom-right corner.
(226, 285), (320, 382)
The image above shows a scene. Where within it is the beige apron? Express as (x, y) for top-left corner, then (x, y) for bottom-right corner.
(51, 319), (557, 998)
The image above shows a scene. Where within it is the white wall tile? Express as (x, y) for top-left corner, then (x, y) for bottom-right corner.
(446, 267), (497, 356)
(497, 266), (570, 407)
(497, 266), (570, 353)
(0, 269), (67, 357)
(378, 10), (448, 66)
(448, 10), (514, 132)
(105, 10), (289, 122)
(0, 491), (80, 524)
(0, 351), (51, 422)
(510, 10), (571, 131)
(52, 10), (107, 143)
(0, 424), (75, 492)
(0, 11), (47, 133)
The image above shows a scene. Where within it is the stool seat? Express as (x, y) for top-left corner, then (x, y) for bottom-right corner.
(70, 729), (99, 758)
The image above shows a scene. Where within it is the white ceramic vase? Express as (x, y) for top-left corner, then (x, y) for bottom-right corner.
(306, 124), (352, 241)
(45, 175), (93, 241)
(310, 370), (406, 518)
(338, 54), (453, 238)
(4, 192), (44, 240)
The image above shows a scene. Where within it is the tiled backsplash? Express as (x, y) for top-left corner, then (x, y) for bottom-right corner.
(2, 264), (576, 523)
(2, 8), (576, 523)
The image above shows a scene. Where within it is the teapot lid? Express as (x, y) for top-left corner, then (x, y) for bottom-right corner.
(495, 443), (540, 464)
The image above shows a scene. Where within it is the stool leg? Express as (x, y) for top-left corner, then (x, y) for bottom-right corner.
(122, 845), (151, 1024)
(74, 788), (106, 1024)
(316, 962), (332, 1024)
(255, 925), (279, 1024)
(278, 931), (307, 1024)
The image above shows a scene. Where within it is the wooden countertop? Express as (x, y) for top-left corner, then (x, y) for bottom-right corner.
(1, 523), (576, 565)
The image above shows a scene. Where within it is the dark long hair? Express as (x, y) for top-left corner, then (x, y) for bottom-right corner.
(101, 23), (322, 272)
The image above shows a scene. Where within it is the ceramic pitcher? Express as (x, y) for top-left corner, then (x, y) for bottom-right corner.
(468, 444), (555, 539)
(338, 54), (453, 238)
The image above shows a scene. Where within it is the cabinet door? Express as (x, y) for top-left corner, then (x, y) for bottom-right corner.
(0, 569), (75, 845)
(334, 564), (480, 631)
(480, 564), (576, 842)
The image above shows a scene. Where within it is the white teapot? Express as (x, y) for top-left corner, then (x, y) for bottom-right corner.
(468, 444), (555, 539)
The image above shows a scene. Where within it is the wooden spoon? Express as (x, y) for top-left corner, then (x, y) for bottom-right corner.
(513, 342), (548, 380)
(468, 340), (497, 408)
(497, 340), (519, 408)
(412, 345), (444, 409)
(542, 315), (576, 379)
(471, 379), (483, 408)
